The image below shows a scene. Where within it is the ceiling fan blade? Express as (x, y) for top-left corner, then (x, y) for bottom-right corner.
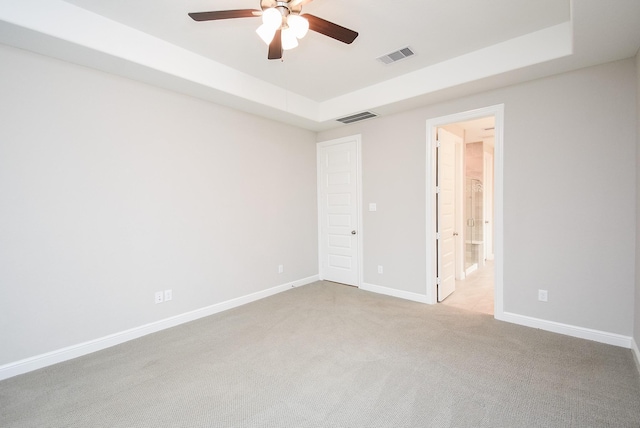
(304, 14), (358, 44)
(268, 29), (283, 60)
(289, 0), (314, 7)
(188, 10), (259, 21)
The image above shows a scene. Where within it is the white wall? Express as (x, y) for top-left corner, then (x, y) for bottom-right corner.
(319, 59), (637, 337)
(0, 43), (318, 366)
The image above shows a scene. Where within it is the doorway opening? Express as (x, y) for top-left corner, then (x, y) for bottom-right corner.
(426, 105), (503, 317)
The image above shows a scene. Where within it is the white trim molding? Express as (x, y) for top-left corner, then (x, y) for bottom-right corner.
(498, 311), (634, 349)
(0, 275), (319, 381)
(360, 282), (429, 304)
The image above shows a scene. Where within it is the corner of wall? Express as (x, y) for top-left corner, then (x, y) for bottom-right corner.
(635, 48), (640, 374)
(633, 338), (640, 375)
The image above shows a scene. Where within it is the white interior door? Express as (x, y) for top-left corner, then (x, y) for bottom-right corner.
(318, 137), (360, 286)
(455, 138), (465, 280)
(437, 129), (460, 302)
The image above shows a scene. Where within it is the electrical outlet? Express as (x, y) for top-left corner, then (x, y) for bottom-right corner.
(155, 291), (164, 304)
(164, 289), (172, 301)
(278, 264), (284, 274)
(538, 289), (548, 302)
(377, 265), (383, 274)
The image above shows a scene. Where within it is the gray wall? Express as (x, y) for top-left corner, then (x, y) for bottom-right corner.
(319, 58), (637, 337)
(635, 49), (640, 354)
(0, 44), (318, 365)
(1, 41), (637, 368)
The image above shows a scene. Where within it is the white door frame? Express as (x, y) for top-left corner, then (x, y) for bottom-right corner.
(484, 152), (495, 261)
(454, 133), (465, 280)
(317, 134), (363, 286)
(426, 105), (504, 318)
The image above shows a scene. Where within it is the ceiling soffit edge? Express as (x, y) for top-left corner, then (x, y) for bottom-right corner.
(0, 0), (573, 128)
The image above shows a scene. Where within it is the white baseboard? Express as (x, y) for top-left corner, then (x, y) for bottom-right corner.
(0, 275), (319, 381)
(357, 284), (636, 355)
(497, 311), (633, 348)
(360, 282), (429, 304)
(632, 338), (640, 375)
(362, 285), (634, 350)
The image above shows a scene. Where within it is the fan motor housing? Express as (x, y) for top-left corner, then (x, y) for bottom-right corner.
(261, 0), (301, 14)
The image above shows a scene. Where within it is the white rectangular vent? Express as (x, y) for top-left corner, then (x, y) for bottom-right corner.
(336, 111), (378, 124)
(377, 47), (415, 64)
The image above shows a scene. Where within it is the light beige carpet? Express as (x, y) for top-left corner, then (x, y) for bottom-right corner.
(1, 281), (639, 427)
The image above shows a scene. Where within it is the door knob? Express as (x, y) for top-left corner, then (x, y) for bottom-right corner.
(351, 230), (357, 235)
(453, 232), (459, 236)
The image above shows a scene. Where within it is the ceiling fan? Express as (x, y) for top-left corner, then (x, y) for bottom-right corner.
(188, 0), (359, 60)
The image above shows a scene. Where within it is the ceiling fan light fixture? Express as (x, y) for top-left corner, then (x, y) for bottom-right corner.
(261, 7), (282, 30)
(287, 14), (309, 39)
(188, 1), (359, 60)
(281, 27), (298, 50)
(256, 23), (276, 45)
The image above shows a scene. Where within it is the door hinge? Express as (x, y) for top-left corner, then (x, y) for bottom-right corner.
(436, 232), (441, 240)
(436, 140), (441, 148)
(435, 186), (441, 194)
(436, 277), (441, 285)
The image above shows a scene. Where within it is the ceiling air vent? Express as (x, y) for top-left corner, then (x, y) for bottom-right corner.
(377, 47), (415, 64)
(336, 111), (378, 124)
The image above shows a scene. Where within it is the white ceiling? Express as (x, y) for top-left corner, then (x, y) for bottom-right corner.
(61, 0), (569, 102)
(1, 0), (639, 131)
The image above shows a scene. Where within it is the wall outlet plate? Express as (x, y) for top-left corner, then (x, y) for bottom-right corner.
(538, 289), (548, 302)
(278, 265), (283, 274)
(164, 289), (172, 301)
(155, 291), (164, 304)
(377, 265), (383, 274)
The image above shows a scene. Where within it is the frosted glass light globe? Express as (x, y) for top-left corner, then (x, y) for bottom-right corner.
(281, 27), (298, 50)
(261, 7), (282, 30)
(256, 24), (276, 45)
(287, 14), (309, 39)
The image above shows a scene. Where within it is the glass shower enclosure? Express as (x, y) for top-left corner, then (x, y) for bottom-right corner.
(464, 178), (484, 273)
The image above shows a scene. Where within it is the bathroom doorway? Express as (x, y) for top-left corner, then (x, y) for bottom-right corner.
(426, 105), (503, 317)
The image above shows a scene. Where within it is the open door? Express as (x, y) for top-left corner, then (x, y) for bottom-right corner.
(426, 105), (503, 313)
(436, 128), (460, 301)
